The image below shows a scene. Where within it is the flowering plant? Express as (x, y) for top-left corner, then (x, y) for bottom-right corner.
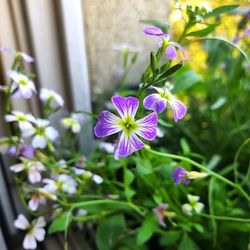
(0, 2), (250, 250)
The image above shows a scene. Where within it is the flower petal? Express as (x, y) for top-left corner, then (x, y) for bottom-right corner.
(10, 163), (25, 172)
(28, 169), (41, 183)
(168, 97), (187, 122)
(33, 228), (46, 241)
(28, 194), (40, 211)
(32, 135), (47, 149)
(143, 93), (167, 114)
(143, 26), (165, 37)
(169, 41), (187, 59)
(45, 126), (59, 141)
(34, 216), (46, 228)
(193, 202), (204, 214)
(117, 132), (144, 157)
(94, 111), (122, 138)
(19, 121), (33, 131)
(165, 46), (177, 60)
(182, 203), (193, 216)
(23, 234), (37, 250)
(14, 214), (30, 230)
(136, 112), (158, 140)
(111, 96), (139, 119)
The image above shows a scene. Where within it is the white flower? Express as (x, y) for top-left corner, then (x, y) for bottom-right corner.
(73, 167), (103, 184)
(61, 113), (83, 133)
(5, 111), (35, 131)
(182, 194), (204, 216)
(58, 174), (77, 194)
(39, 88), (64, 108)
(23, 118), (59, 149)
(14, 214), (46, 250)
(43, 174), (77, 195)
(10, 160), (45, 184)
(7, 70), (36, 99)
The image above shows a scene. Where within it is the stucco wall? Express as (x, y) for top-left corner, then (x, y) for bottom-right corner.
(83, 0), (170, 93)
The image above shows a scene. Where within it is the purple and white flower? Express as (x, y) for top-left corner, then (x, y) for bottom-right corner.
(94, 96), (158, 158)
(144, 26), (187, 60)
(40, 88), (64, 108)
(10, 160), (45, 184)
(5, 111), (35, 131)
(22, 118), (59, 149)
(99, 142), (116, 154)
(182, 194), (204, 216)
(153, 203), (169, 227)
(143, 86), (187, 122)
(43, 174), (77, 195)
(172, 166), (190, 185)
(14, 214), (46, 250)
(172, 166), (208, 185)
(7, 70), (37, 99)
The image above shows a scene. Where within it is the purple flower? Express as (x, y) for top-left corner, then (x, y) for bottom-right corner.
(143, 86), (187, 122)
(153, 203), (168, 227)
(94, 96), (158, 158)
(172, 166), (190, 185)
(7, 145), (35, 158)
(144, 26), (187, 60)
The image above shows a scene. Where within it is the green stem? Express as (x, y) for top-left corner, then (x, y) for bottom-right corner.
(200, 213), (250, 223)
(145, 147), (250, 202)
(59, 199), (144, 216)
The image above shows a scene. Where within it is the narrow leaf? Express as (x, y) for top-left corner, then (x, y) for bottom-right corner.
(204, 5), (239, 18)
(186, 25), (216, 37)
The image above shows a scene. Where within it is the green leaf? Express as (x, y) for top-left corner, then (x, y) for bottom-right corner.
(136, 213), (158, 245)
(96, 214), (126, 250)
(48, 214), (68, 234)
(201, 37), (248, 62)
(124, 169), (134, 186)
(178, 233), (200, 250)
(150, 51), (158, 72)
(204, 5), (239, 18)
(186, 25), (216, 37)
(140, 19), (169, 33)
(180, 138), (191, 155)
(135, 158), (152, 176)
(172, 70), (201, 93)
(159, 231), (181, 246)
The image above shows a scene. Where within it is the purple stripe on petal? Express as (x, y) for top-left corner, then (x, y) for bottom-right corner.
(136, 112), (158, 140)
(117, 132), (144, 157)
(143, 26), (165, 37)
(111, 96), (139, 119)
(143, 93), (167, 114)
(94, 111), (122, 138)
(169, 98), (187, 122)
(170, 41), (187, 59)
(165, 46), (177, 60)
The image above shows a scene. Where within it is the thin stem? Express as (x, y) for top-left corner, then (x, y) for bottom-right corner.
(145, 147), (250, 202)
(59, 199), (145, 216)
(200, 213), (250, 223)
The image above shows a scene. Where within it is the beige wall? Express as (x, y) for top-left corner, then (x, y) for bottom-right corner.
(83, 0), (170, 93)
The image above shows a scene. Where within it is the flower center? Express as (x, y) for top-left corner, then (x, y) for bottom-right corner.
(36, 126), (46, 136)
(119, 116), (139, 136)
(19, 79), (28, 86)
